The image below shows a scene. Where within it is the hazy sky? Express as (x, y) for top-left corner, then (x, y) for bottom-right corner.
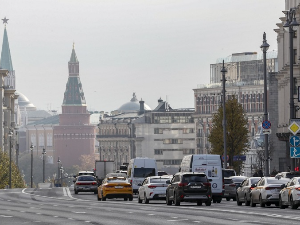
(0, 0), (284, 112)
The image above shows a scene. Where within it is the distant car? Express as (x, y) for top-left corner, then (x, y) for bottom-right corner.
(275, 171), (300, 179)
(250, 177), (290, 207)
(158, 171), (168, 176)
(223, 178), (237, 201)
(229, 176), (248, 189)
(222, 169), (236, 178)
(236, 177), (261, 206)
(166, 172), (212, 206)
(138, 176), (172, 204)
(279, 177), (300, 209)
(97, 176), (133, 201)
(74, 175), (98, 194)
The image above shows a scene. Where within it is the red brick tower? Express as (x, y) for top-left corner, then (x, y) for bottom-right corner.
(53, 45), (95, 168)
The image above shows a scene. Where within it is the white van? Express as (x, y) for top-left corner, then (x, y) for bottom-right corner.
(127, 158), (158, 193)
(180, 154), (223, 203)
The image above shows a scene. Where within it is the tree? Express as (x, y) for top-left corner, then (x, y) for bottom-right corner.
(208, 96), (249, 172)
(0, 151), (25, 189)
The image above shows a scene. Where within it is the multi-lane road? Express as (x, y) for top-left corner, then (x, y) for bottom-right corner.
(0, 187), (299, 225)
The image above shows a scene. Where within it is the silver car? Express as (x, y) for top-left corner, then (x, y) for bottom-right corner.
(279, 177), (300, 209)
(236, 177), (260, 206)
(74, 175), (98, 194)
(223, 178), (236, 201)
(250, 177), (290, 207)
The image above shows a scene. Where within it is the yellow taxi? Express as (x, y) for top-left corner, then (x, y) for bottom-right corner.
(97, 176), (133, 201)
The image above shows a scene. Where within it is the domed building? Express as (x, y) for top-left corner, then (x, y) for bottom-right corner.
(118, 93), (151, 113)
(15, 91), (36, 111)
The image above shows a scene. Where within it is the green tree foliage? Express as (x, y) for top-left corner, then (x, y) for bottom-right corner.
(0, 151), (25, 189)
(208, 96), (249, 172)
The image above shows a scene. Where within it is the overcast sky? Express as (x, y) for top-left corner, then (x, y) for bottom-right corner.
(0, 0), (284, 112)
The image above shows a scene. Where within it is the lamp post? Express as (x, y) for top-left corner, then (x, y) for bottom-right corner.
(30, 143), (34, 188)
(57, 157), (61, 186)
(42, 148), (46, 183)
(260, 32), (270, 176)
(283, 8), (299, 170)
(221, 60), (228, 169)
(60, 166), (64, 187)
(8, 129), (13, 189)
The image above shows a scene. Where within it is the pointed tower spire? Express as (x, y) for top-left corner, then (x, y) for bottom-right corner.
(0, 18), (15, 89)
(63, 45), (86, 105)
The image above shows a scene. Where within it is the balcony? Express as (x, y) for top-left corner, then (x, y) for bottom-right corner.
(96, 134), (129, 139)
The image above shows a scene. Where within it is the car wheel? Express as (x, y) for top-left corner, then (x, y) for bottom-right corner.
(232, 197), (236, 201)
(212, 198), (217, 203)
(226, 197), (230, 201)
(245, 194), (250, 206)
(74, 190), (78, 195)
(129, 196), (133, 201)
(236, 195), (242, 206)
(279, 196), (285, 209)
(205, 200), (211, 206)
(124, 198), (128, 201)
(216, 197), (222, 203)
(250, 196), (256, 207)
(138, 194), (142, 203)
(265, 203), (271, 206)
(259, 195), (265, 207)
(102, 196), (106, 201)
(197, 201), (202, 206)
(166, 193), (172, 205)
(97, 193), (101, 201)
(291, 196), (298, 209)
(174, 193), (180, 206)
(144, 194), (149, 204)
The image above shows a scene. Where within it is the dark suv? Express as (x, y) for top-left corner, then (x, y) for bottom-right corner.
(166, 172), (212, 206)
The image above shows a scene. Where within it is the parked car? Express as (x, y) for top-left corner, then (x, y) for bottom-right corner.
(279, 177), (300, 209)
(74, 175), (98, 194)
(236, 177), (261, 206)
(275, 171), (300, 179)
(229, 176), (248, 189)
(137, 175), (172, 203)
(166, 172), (212, 206)
(223, 178), (236, 201)
(250, 177), (290, 207)
(97, 176), (133, 201)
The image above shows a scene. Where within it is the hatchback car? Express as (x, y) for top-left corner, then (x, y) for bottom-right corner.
(166, 172), (212, 206)
(250, 177), (290, 207)
(236, 177), (261, 206)
(97, 176), (133, 201)
(279, 177), (300, 209)
(74, 175), (98, 194)
(138, 176), (172, 204)
(223, 178), (237, 201)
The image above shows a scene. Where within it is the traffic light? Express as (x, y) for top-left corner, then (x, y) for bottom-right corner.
(295, 167), (299, 172)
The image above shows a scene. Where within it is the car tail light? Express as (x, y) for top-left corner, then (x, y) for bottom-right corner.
(130, 180), (132, 185)
(203, 182), (211, 187)
(295, 187), (300, 191)
(265, 186), (276, 190)
(178, 182), (188, 187)
(92, 182), (97, 185)
(76, 182), (82, 185)
(229, 184), (236, 187)
(148, 185), (157, 189)
(105, 185), (114, 188)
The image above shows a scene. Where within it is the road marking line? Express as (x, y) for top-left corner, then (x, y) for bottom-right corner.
(63, 187), (67, 196)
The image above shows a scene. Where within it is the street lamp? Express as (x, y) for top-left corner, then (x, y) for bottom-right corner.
(8, 129), (13, 189)
(260, 32), (270, 176)
(221, 60), (228, 169)
(30, 143), (34, 188)
(57, 157), (61, 186)
(283, 8), (300, 170)
(42, 148), (46, 183)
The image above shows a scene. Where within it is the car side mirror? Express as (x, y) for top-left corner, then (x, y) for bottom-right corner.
(166, 180), (171, 184)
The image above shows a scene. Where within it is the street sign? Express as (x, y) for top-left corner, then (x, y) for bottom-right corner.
(233, 155), (246, 161)
(290, 136), (300, 147)
(262, 129), (271, 135)
(288, 121), (300, 135)
(262, 120), (271, 129)
(222, 155), (229, 162)
(290, 147), (300, 158)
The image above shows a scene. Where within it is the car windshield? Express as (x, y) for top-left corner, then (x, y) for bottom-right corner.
(231, 177), (247, 183)
(223, 170), (235, 177)
(267, 179), (289, 184)
(286, 173), (300, 179)
(150, 178), (170, 184)
(133, 168), (156, 178)
(182, 175), (207, 183)
(224, 179), (233, 184)
(77, 176), (95, 181)
(107, 179), (128, 183)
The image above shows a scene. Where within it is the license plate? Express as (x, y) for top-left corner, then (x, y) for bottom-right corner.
(115, 186), (123, 189)
(158, 194), (166, 197)
(190, 186), (201, 189)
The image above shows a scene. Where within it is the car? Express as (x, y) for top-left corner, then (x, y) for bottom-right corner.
(97, 176), (133, 201)
(236, 177), (261, 206)
(223, 178), (237, 201)
(137, 176), (172, 204)
(229, 176), (248, 189)
(158, 171), (168, 176)
(74, 175), (98, 194)
(165, 172), (212, 206)
(250, 177), (290, 207)
(279, 177), (300, 209)
(222, 169), (236, 178)
(275, 171), (300, 179)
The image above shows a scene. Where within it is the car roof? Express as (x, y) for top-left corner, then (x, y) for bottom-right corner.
(148, 175), (172, 179)
(175, 172), (207, 176)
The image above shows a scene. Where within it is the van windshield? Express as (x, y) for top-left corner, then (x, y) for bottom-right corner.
(133, 168), (155, 178)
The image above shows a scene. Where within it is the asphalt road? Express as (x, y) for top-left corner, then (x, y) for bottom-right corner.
(0, 187), (299, 225)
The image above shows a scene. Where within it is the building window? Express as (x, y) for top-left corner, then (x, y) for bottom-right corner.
(183, 128), (194, 134)
(154, 128), (163, 134)
(154, 149), (163, 155)
(182, 149), (195, 154)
